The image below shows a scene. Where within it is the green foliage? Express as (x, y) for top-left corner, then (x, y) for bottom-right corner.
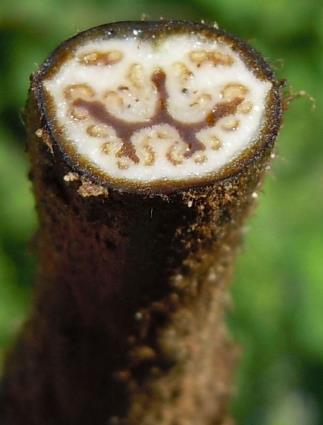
(0, 0), (322, 423)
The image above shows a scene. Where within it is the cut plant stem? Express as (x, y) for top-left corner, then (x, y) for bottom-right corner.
(1, 21), (283, 425)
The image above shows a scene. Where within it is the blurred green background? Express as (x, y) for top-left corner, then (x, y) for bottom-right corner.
(0, 0), (322, 423)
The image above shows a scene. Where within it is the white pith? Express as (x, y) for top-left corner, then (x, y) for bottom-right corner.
(44, 34), (272, 183)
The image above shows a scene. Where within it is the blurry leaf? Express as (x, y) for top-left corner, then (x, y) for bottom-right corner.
(295, 234), (323, 361)
(0, 127), (36, 239)
(0, 249), (31, 373)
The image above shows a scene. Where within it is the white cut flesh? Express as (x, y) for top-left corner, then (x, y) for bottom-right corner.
(44, 33), (272, 183)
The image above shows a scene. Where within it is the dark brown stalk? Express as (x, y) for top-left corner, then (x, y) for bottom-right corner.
(0, 21), (283, 425)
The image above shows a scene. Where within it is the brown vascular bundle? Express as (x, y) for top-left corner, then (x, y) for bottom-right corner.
(1, 21), (283, 425)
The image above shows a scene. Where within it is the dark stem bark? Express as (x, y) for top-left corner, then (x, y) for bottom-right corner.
(0, 21), (283, 425)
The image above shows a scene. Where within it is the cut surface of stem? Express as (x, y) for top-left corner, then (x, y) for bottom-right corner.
(1, 20), (283, 425)
(40, 21), (277, 189)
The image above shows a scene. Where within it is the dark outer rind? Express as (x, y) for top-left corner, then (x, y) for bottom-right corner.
(31, 20), (283, 193)
(2, 21), (283, 425)
(3, 89), (275, 425)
